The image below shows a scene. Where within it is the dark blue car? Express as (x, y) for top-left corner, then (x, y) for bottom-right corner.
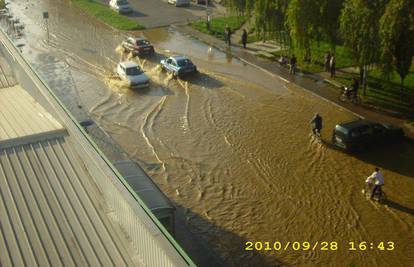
(160, 56), (197, 78)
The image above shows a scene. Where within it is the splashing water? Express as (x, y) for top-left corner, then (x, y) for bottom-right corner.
(104, 74), (130, 92)
(115, 44), (125, 62)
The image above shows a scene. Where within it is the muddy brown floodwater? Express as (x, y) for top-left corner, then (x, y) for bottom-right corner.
(8, 0), (414, 266)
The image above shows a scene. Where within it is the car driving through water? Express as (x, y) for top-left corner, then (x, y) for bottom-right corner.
(160, 56), (197, 78)
(117, 61), (150, 89)
(331, 119), (404, 152)
(121, 37), (155, 57)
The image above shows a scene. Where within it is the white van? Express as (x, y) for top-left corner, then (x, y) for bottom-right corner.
(167, 0), (190, 7)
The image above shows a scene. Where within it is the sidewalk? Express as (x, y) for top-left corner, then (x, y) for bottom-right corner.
(174, 24), (414, 139)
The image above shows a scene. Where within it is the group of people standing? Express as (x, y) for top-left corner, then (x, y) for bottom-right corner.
(223, 31), (343, 84)
(225, 26), (249, 49)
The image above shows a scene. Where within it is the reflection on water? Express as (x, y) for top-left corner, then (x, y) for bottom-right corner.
(9, 0), (414, 266)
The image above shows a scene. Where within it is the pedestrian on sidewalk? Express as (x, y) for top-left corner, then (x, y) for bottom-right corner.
(224, 25), (229, 45)
(226, 26), (232, 46)
(324, 51), (331, 72)
(351, 77), (359, 97)
(241, 29), (247, 49)
(290, 54), (297, 74)
(330, 54), (336, 78)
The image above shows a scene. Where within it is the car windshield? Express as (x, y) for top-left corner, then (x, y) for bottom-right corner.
(176, 58), (192, 67)
(136, 39), (150, 46)
(117, 0), (128, 5)
(125, 66), (142, 76)
(351, 126), (373, 137)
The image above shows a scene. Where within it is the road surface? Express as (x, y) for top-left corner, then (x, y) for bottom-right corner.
(6, 0), (414, 266)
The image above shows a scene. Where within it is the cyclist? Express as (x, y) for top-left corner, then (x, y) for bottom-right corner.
(310, 113), (323, 138)
(365, 167), (385, 199)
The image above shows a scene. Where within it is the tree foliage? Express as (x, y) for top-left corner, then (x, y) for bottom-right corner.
(254, 0), (288, 41)
(380, 0), (414, 89)
(222, 0), (414, 94)
(286, 0), (320, 60)
(340, 0), (386, 68)
(318, 0), (344, 50)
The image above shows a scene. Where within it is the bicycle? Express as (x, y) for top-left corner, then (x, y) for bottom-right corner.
(339, 86), (361, 105)
(362, 182), (387, 203)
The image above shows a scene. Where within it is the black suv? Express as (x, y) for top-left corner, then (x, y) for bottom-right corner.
(331, 120), (404, 151)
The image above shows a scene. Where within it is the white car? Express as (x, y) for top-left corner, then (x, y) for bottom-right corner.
(167, 0), (190, 7)
(117, 61), (150, 89)
(109, 0), (133, 14)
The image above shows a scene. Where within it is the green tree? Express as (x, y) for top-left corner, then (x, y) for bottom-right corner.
(319, 0), (344, 51)
(224, 0), (249, 15)
(254, 0), (288, 42)
(340, 0), (388, 94)
(286, 0), (320, 61)
(380, 0), (414, 90)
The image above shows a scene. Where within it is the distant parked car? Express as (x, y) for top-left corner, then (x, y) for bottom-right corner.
(195, 0), (210, 5)
(109, 0), (133, 14)
(117, 61), (150, 89)
(122, 37), (155, 57)
(160, 56), (197, 78)
(331, 119), (404, 152)
(168, 0), (191, 7)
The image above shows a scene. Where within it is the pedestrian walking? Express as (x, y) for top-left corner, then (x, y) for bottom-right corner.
(226, 26), (232, 46)
(324, 51), (331, 72)
(241, 29), (247, 49)
(224, 25), (229, 45)
(290, 54), (297, 74)
(330, 54), (336, 78)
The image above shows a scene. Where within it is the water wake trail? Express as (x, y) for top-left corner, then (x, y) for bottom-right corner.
(140, 96), (168, 181)
(177, 79), (190, 131)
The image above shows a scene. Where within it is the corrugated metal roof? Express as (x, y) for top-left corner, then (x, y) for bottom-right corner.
(0, 136), (139, 267)
(0, 85), (65, 147)
(0, 54), (16, 88)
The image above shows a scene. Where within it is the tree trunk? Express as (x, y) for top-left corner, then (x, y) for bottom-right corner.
(362, 65), (367, 96)
(400, 76), (405, 91)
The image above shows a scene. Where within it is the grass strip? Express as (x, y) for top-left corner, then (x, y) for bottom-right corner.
(71, 0), (144, 31)
(335, 71), (414, 117)
(190, 16), (246, 41)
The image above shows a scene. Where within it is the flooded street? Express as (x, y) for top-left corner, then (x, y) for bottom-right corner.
(7, 0), (414, 266)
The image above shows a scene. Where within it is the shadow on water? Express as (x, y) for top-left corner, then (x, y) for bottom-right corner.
(142, 51), (165, 64)
(384, 199), (414, 216)
(133, 84), (174, 97)
(173, 203), (285, 267)
(185, 72), (224, 89)
(320, 138), (414, 178)
(355, 141), (414, 178)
